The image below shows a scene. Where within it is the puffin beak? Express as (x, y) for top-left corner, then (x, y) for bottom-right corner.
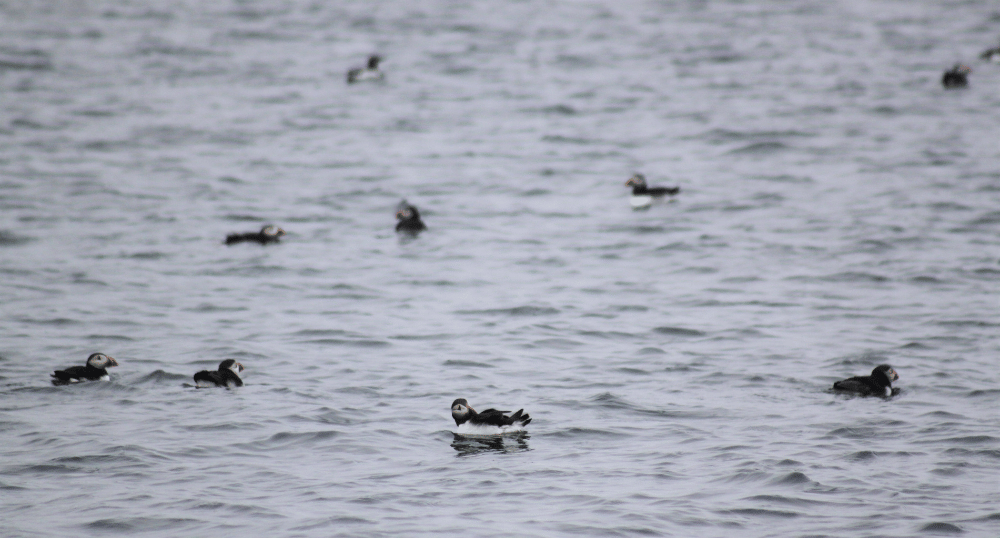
(108, 356), (119, 367)
(237, 363), (245, 372)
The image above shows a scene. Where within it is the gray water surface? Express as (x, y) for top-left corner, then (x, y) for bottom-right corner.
(2, 1), (999, 537)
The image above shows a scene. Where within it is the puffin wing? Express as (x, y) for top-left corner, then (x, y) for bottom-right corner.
(52, 366), (86, 384)
(474, 409), (514, 426)
(647, 187), (680, 197)
(193, 370), (222, 387)
(833, 376), (875, 395)
(51, 365), (102, 384)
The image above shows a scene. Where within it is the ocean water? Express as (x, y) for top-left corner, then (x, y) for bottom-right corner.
(2, 1), (999, 536)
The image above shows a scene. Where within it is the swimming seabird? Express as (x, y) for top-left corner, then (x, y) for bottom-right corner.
(941, 64), (971, 88)
(347, 55), (384, 84)
(225, 225), (285, 245)
(625, 173), (680, 209)
(194, 359), (245, 388)
(832, 364), (899, 397)
(395, 200), (427, 235)
(451, 398), (531, 434)
(50, 353), (119, 385)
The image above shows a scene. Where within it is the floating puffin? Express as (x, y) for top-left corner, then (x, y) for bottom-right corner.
(225, 225), (285, 245)
(624, 173), (680, 209)
(347, 55), (384, 84)
(451, 398), (531, 435)
(941, 64), (971, 88)
(832, 365), (899, 397)
(194, 359), (245, 388)
(395, 200), (427, 236)
(50, 353), (119, 385)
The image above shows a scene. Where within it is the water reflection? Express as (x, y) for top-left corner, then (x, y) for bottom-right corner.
(451, 432), (530, 457)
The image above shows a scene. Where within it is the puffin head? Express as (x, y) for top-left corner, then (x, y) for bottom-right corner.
(368, 55), (382, 69)
(451, 398), (474, 425)
(873, 364), (898, 384)
(396, 200), (419, 221)
(625, 173), (647, 188)
(87, 353), (118, 369)
(261, 225), (285, 238)
(219, 359), (245, 374)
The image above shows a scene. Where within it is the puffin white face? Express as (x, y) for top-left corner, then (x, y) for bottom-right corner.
(451, 400), (472, 420)
(886, 367), (898, 382)
(396, 208), (413, 220)
(262, 226), (285, 237)
(87, 353), (118, 369)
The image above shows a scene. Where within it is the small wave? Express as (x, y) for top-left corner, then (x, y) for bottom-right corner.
(771, 471), (812, 485)
(846, 450), (878, 461)
(0, 230), (34, 246)
(613, 367), (650, 376)
(185, 303), (248, 313)
(937, 320), (1000, 328)
(743, 494), (823, 506)
(939, 435), (997, 444)
(727, 141), (788, 155)
(543, 427), (621, 439)
(86, 517), (201, 532)
(14, 316), (78, 325)
(136, 370), (190, 384)
(538, 104), (577, 115)
(918, 522), (963, 534)
(238, 430), (341, 451)
(653, 326), (705, 336)
(302, 338), (391, 348)
(699, 128), (815, 143)
(943, 448), (1000, 459)
(820, 272), (890, 283)
(0, 48), (52, 70)
(541, 134), (593, 144)
(442, 359), (493, 368)
(576, 330), (636, 340)
(723, 508), (799, 518)
(85, 334), (135, 341)
(826, 427), (878, 439)
(126, 251), (169, 260)
(456, 306), (560, 316)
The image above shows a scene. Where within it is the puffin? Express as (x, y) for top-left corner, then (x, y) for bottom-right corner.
(347, 55), (384, 84)
(451, 398), (531, 434)
(194, 359), (245, 388)
(624, 173), (680, 209)
(941, 64), (971, 88)
(225, 225), (285, 245)
(395, 200), (427, 235)
(51, 353), (119, 385)
(832, 365), (899, 397)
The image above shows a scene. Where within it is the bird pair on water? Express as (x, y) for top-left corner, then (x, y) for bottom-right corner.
(50, 354), (244, 389)
(223, 200), (426, 245)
